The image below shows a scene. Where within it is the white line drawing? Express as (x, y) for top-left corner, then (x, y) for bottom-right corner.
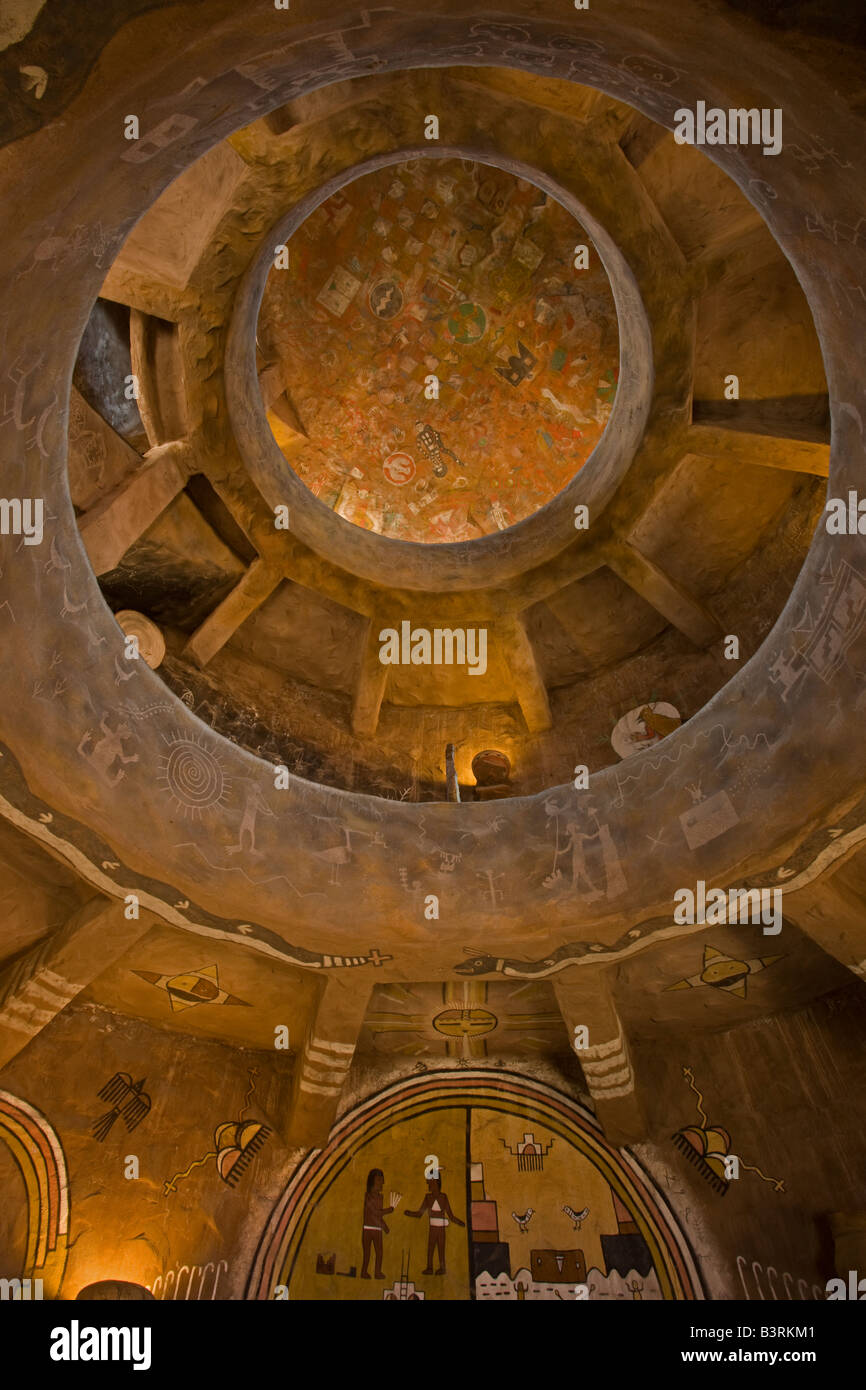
(769, 560), (866, 701)
(226, 782), (274, 859)
(59, 584), (88, 619)
(77, 715), (139, 785)
(158, 730), (230, 819)
(476, 869), (504, 906)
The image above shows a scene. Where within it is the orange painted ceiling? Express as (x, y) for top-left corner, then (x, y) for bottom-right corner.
(259, 157), (619, 544)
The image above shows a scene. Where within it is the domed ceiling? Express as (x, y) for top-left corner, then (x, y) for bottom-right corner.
(63, 65), (830, 804)
(258, 157), (619, 543)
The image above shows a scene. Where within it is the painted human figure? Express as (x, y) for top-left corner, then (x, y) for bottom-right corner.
(361, 1168), (396, 1279)
(226, 781), (274, 858)
(561, 805), (626, 902)
(77, 714), (138, 784)
(405, 1176), (465, 1275)
(562, 818), (604, 901)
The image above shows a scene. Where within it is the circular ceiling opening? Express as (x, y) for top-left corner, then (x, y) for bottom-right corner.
(256, 156), (619, 544)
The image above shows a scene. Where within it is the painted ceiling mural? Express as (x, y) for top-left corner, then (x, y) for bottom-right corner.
(359, 979), (570, 1060)
(258, 157), (619, 543)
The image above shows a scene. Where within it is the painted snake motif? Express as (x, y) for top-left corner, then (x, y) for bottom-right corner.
(455, 943), (604, 978)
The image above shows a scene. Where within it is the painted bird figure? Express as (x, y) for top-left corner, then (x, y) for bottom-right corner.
(92, 1073), (151, 1142)
(511, 1208), (534, 1233)
(562, 1203), (590, 1231)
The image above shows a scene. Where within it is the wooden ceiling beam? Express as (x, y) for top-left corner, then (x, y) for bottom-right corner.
(785, 875), (866, 983)
(687, 423), (830, 477)
(99, 268), (194, 321)
(552, 969), (646, 1146)
(0, 898), (154, 1070)
(607, 540), (722, 647)
(498, 613), (552, 733)
(352, 617), (390, 737)
(284, 975), (372, 1148)
(183, 557), (283, 668)
(78, 439), (193, 575)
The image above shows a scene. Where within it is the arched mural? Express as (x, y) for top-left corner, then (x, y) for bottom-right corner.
(0, 1090), (70, 1297)
(249, 1072), (702, 1301)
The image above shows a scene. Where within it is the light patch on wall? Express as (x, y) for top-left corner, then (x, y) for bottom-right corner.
(0, 1), (46, 52)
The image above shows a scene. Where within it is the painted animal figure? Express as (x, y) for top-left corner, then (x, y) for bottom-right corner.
(309, 826), (382, 885)
(92, 1073), (151, 1141)
(563, 1203), (589, 1231)
(511, 1208), (534, 1233)
(637, 705), (681, 740)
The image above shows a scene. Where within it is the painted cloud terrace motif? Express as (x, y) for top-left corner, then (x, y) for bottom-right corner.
(259, 157), (619, 543)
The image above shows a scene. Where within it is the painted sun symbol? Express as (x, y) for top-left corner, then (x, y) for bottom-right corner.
(157, 729), (231, 819)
